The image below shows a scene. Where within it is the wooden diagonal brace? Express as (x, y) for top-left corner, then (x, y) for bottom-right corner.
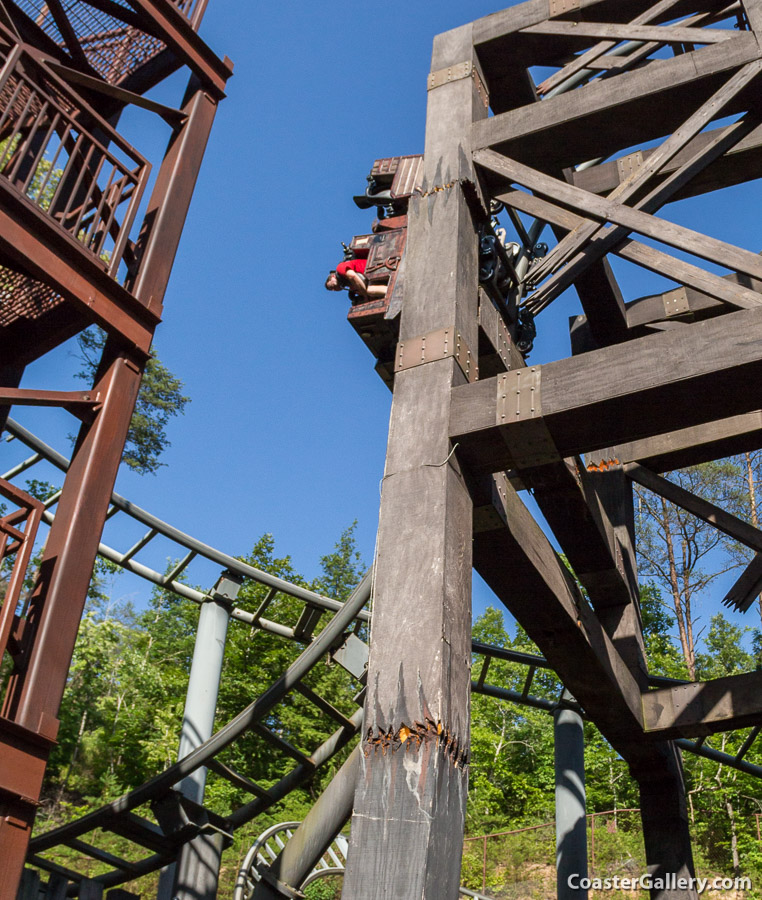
(536, 0), (706, 95)
(625, 462), (762, 552)
(498, 185), (762, 310)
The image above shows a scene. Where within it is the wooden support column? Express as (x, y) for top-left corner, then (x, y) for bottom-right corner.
(627, 743), (697, 900)
(587, 459), (697, 899)
(341, 23), (485, 900)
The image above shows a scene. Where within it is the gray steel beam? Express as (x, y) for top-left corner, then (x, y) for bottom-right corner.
(555, 695), (588, 900)
(251, 745), (360, 899)
(157, 573), (240, 900)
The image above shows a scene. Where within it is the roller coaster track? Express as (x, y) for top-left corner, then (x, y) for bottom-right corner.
(233, 820), (497, 900)
(3, 419), (762, 892)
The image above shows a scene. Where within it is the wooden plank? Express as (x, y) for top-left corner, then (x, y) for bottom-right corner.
(616, 240), (762, 310)
(477, 288), (524, 377)
(602, 411), (762, 472)
(450, 305), (762, 470)
(522, 99), (762, 306)
(495, 178), (762, 316)
(625, 462), (762, 552)
(472, 0), (708, 48)
(643, 669), (762, 737)
(472, 472), (644, 742)
(594, 110), (758, 254)
(527, 457), (635, 609)
(521, 21), (734, 44)
(472, 33), (760, 170)
(572, 122), (762, 200)
(625, 271), (762, 331)
(475, 141), (762, 296)
(742, 0), (762, 33)
(497, 188), (583, 230)
(536, 0), (697, 95)
(723, 552), (762, 612)
(581, 457), (650, 682)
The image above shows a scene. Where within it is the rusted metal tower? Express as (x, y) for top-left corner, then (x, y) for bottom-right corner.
(339, 1), (762, 898)
(0, 1), (230, 890)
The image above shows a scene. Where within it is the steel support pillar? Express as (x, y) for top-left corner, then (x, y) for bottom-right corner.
(0, 364), (23, 436)
(554, 695), (588, 900)
(341, 23), (487, 900)
(0, 339), (145, 888)
(157, 572), (239, 900)
(251, 744), (360, 899)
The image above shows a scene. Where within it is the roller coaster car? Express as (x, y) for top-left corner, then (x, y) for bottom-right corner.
(346, 156), (422, 388)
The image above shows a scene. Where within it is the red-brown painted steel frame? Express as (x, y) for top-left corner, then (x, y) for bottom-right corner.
(0, 1), (229, 891)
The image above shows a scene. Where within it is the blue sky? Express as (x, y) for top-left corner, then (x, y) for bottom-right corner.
(4, 0), (762, 644)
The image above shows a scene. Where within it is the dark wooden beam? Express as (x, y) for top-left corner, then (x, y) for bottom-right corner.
(572, 122), (762, 200)
(341, 24), (484, 899)
(521, 98), (762, 311)
(497, 185), (762, 313)
(472, 0), (722, 49)
(476, 135), (762, 312)
(625, 462), (762, 552)
(625, 273), (762, 331)
(472, 471), (644, 742)
(477, 288), (523, 377)
(524, 458), (636, 609)
(450, 306), (762, 471)
(472, 33), (760, 170)
(643, 670), (762, 737)
(534, 0), (710, 96)
(520, 20), (733, 45)
(600, 411), (762, 472)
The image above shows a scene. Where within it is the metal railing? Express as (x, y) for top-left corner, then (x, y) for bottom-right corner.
(0, 45), (150, 279)
(0, 478), (43, 709)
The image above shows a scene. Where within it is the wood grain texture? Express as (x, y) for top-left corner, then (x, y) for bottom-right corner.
(643, 670), (762, 737)
(342, 22), (483, 900)
(473, 472), (644, 742)
(601, 411), (762, 472)
(451, 306), (762, 469)
(473, 34), (760, 170)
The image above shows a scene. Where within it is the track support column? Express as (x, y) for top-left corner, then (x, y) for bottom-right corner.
(341, 23), (487, 900)
(158, 572), (240, 900)
(554, 694), (588, 900)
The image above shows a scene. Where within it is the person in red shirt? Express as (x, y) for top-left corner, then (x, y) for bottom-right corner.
(325, 258), (386, 299)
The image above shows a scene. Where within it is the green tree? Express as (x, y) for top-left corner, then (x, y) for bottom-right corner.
(639, 581), (687, 679)
(635, 462), (743, 679)
(75, 326), (189, 475)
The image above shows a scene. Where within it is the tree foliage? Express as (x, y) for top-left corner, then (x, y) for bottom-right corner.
(76, 326), (189, 475)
